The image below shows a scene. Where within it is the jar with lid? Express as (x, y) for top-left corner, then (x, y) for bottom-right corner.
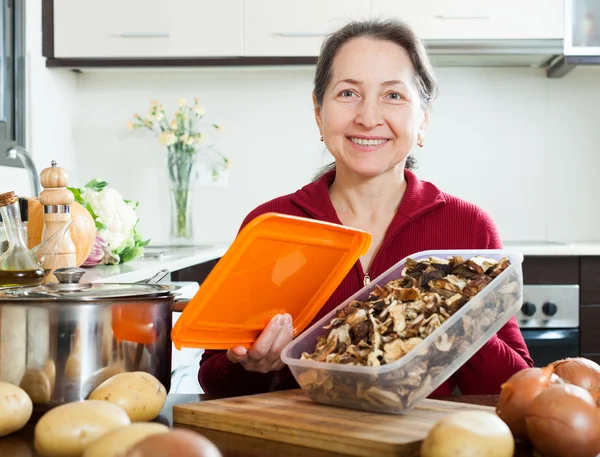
(0, 191), (45, 286)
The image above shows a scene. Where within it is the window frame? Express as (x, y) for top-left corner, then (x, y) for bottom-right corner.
(0, 0), (26, 168)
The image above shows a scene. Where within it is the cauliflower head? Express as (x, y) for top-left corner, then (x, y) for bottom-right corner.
(68, 179), (149, 264)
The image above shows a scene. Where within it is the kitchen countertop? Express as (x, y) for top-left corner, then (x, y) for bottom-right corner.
(3, 393), (539, 457)
(502, 241), (600, 256)
(79, 244), (229, 284)
(70, 238), (600, 287)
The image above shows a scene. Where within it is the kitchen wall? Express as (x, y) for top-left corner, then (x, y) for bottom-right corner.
(2, 1), (599, 245)
(0, 0), (79, 197)
(72, 65), (600, 246)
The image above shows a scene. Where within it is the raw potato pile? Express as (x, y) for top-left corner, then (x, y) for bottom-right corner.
(297, 255), (521, 411)
(0, 370), (220, 457)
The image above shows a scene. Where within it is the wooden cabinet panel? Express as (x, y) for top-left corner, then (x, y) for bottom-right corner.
(54, 0), (243, 58)
(244, 0), (370, 56)
(521, 256), (579, 285)
(580, 257), (600, 305)
(371, 0), (564, 40)
(580, 305), (600, 353)
(581, 354), (600, 365)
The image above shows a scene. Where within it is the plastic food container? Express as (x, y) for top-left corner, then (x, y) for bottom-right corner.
(281, 249), (524, 415)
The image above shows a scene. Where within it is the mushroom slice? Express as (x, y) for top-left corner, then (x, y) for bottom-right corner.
(363, 386), (402, 406)
(383, 339), (407, 364)
(488, 257), (510, 277)
(434, 333), (455, 352)
(445, 274), (468, 291)
(463, 276), (492, 298)
(389, 303), (407, 334)
(466, 256), (497, 275)
(429, 257), (452, 274)
(445, 293), (467, 314)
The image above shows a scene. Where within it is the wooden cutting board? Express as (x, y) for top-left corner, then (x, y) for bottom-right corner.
(173, 389), (496, 457)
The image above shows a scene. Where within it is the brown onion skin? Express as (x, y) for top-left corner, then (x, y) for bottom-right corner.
(495, 367), (561, 441)
(525, 384), (600, 457)
(550, 357), (600, 391)
(124, 429), (222, 457)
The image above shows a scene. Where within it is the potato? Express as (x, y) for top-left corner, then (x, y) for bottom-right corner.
(43, 359), (56, 392)
(124, 429), (222, 457)
(19, 368), (52, 404)
(0, 382), (33, 436)
(64, 353), (81, 380)
(34, 399), (131, 457)
(421, 410), (514, 457)
(82, 423), (169, 457)
(89, 372), (167, 422)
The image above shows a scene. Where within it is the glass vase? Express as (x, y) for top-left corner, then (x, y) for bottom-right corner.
(167, 146), (197, 246)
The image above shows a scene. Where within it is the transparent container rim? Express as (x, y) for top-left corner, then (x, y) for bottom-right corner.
(281, 249), (524, 374)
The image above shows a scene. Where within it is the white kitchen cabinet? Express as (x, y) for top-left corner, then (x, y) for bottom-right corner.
(53, 0), (243, 58)
(244, 0), (371, 56)
(371, 0), (564, 40)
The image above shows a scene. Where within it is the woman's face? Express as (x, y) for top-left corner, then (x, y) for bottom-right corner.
(314, 37), (429, 178)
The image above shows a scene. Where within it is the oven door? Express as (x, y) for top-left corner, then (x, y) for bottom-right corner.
(521, 329), (580, 367)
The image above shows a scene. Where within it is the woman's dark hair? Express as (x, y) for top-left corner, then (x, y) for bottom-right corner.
(312, 18), (439, 181)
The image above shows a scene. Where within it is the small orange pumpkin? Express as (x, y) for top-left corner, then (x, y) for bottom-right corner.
(27, 198), (96, 267)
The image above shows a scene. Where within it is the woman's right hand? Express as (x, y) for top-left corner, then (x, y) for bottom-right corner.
(226, 313), (293, 373)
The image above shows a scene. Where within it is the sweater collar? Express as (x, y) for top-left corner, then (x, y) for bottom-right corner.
(290, 168), (446, 226)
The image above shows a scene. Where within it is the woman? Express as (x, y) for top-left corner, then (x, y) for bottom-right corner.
(198, 18), (533, 397)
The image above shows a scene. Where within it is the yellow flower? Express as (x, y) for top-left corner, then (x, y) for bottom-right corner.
(193, 105), (205, 116)
(181, 133), (189, 143)
(151, 100), (158, 107)
(185, 135), (196, 146)
(194, 97), (199, 104)
(126, 121), (135, 130)
(158, 132), (177, 147)
(216, 124), (224, 133)
(170, 119), (177, 129)
(177, 98), (187, 107)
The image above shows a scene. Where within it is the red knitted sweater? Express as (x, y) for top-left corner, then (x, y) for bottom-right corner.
(198, 169), (533, 397)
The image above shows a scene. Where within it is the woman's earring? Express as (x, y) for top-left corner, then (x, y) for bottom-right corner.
(320, 135), (324, 142)
(417, 137), (424, 148)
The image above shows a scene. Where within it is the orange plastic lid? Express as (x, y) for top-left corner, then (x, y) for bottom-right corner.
(171, 212), (371, 350)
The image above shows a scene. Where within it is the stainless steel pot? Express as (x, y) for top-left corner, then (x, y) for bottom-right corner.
(0, 267), (178, 419)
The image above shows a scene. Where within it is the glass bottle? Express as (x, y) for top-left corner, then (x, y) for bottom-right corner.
(0, 191), (45, 287)
(0, 213), (6, 254)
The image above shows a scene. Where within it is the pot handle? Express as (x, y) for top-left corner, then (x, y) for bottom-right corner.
(172, 298), (190, 313)
(137, 269), (170, 285)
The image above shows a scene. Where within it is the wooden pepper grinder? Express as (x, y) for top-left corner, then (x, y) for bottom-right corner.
(39, 160), (77, 271)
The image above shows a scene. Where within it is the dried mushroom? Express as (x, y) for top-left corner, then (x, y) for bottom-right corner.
(298, 255), (521, 412)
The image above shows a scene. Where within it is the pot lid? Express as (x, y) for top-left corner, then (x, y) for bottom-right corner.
(0, 267), (177, 301)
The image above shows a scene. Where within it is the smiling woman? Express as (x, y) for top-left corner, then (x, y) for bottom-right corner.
(198, 18), (534, 398)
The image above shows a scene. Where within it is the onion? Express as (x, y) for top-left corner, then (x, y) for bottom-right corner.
(550, 357), (600, 391)
(495, 366), (562, 441)
(82, 234), (118, 267)
(525, 384), (600, 457)
(124, 429), (222, 457)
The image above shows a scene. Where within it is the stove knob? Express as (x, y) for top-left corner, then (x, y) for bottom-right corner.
(542, 302), (558, 316)
(521, 301), (536, 317)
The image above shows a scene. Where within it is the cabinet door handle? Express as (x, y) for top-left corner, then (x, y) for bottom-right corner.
(119, 32), (171, 38)
(433, 15), (490, 20)
(272, 32), (325, 37)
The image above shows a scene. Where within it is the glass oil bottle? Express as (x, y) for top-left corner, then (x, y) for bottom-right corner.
(0, 191), (45, 287)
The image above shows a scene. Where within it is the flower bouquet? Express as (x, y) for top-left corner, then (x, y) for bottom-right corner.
(129, 98), (227, 245)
